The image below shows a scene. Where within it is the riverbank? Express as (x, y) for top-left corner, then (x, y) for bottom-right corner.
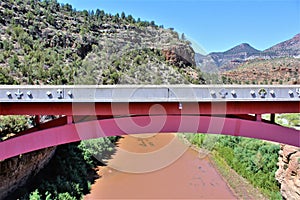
(178, 135), (268, 200)
(84, 133), (237, 199)
(210, 150), (268, 200)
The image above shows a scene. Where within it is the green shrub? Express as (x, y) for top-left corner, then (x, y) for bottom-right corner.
(0, 115), (29, 140)
(29, 190), (41, 200)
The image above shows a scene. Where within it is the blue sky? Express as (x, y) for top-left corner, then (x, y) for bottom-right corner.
(57, 0), (300, 54)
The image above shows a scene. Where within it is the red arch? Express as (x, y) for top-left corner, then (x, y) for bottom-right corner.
(1, 115), (299, 161)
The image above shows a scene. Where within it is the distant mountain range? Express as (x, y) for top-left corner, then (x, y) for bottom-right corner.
(195, 33), (300, 73)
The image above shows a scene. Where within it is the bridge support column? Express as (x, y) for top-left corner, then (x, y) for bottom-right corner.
(34, 115), (40, 126)
(67, 116), (73, 124)
(256, 114), (262, 122)
(270, 113), (275, 123)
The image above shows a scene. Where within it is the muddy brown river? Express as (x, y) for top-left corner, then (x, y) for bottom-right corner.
(84, 133), (237, 199)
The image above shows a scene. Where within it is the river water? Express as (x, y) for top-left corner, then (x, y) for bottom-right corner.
(84, 133), (237, 199)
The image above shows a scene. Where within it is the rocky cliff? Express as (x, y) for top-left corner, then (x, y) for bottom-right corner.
(0, 147), (56, 199)
(276, 144), (300, 200)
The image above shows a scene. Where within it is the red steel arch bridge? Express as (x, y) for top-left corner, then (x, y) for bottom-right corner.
(0, 85), (299, 160)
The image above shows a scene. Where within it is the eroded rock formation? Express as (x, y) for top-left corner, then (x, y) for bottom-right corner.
(0, 147), (56, 199)
(276, 144), (300, 200)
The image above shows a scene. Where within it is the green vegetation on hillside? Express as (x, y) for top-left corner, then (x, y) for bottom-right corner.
(77, 47), (204, 84)
(0, 1), (205, 199)
(0, 0), (203, 86)
(222, 57), (300, 85)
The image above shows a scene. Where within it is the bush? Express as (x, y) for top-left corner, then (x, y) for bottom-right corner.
(0, 68), (18, 84)
(216, 136), (281, 198)
(79, 137), (118, 166)
(0, 115), (29, 140)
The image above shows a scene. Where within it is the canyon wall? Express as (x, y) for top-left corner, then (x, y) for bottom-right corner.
(276, 144), (300, 200)
(0, 147), (56, 199)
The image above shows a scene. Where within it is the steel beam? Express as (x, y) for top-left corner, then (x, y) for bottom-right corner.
(0, 101), (299, 115)
(1, 115), (299, 161)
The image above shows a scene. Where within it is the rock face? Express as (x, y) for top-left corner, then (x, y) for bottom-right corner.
(196, 33), (300, 73)
(276, 144), (300, 200)
(162, 45), (195, 67)
(0, 147), (56, 199)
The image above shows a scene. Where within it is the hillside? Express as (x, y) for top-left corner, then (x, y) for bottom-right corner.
(0, 0), (205, 85)
(0, 1), (206, 199)
(221, 57), (300, 85)
(196, 33), (300, 73)
(264, 33), (300, 57)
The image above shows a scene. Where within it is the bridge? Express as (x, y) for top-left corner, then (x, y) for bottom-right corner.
(0, 85), (299, 160)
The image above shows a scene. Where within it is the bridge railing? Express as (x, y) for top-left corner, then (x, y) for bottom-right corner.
(0, 85), (299, 102)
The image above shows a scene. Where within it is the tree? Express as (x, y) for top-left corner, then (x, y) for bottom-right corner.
(98, 10), (105, 19)
(127, 15), (135, 23)
(9, 54), (20, 70)
(46, 13), (55, 26)
(82, 10), (89, 17)
(95, 9), (101, 17)
(29, 190), (41, 200)
(58, 193), (77, 200)
(90, 10), (94, 16)
(49, 0), (60, 12)
(63, 3), (73, 12)
(181, 33), (186, 40)
(121, 11), (126, 19)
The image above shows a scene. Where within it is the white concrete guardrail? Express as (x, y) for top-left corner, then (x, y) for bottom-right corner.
(0, 85), (299, 102)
